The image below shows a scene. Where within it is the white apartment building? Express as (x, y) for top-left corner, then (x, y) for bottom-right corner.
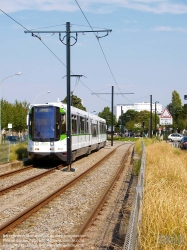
(114, 102), (163, 122)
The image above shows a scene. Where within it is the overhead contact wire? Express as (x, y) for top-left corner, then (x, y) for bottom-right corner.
(0, 9), (111, 104)
(73, 0), (133, 104)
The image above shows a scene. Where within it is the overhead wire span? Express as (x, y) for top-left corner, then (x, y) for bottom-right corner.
(73, 0), (133, 105)
(0, 8), (112, 105)
(72, 23), (109, 30)
(30, 24), (66, 31)
(0, 9), (66, 66)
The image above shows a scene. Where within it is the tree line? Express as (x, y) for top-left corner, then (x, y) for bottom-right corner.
(1, 99), (29, 135)
(98, 90), (187, 135)
(1, 90), (187, 136)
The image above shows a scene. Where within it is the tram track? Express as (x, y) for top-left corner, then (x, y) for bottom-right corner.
(67, 144), (134, 250)
(0, 142), (134, 250)
(0, 165), (64, 196)
(0, 166), (33, 179)
(0, 144), (120, 236)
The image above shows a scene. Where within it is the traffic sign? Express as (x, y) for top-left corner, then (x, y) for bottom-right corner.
(160, 108), (173, 125)
(8, 123), (12, 129)
(160, 108), (172, 118)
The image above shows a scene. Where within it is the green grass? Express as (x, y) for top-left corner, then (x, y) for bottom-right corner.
(133, 158), (141, 175)
(10, 142), (28, 162)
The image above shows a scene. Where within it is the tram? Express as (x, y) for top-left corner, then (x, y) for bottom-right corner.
(27, 101), (107, 163)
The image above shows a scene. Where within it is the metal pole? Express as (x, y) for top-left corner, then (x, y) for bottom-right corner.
(150, 95), (152, 138)
(0, 83), (1, 143)
(111, 86), (114, 146)
(66, 22), (72, 170)
(155, 102), (156, 136)
(121, 106), (123, 134)
(155, 102), (157, 136)
(71, 91), (73, 106)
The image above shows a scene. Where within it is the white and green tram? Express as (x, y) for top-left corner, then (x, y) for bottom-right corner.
(27, 101), (107, 163)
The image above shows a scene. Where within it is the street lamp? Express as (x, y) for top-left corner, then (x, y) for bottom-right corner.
(155, 101), (159, 135)
(0, 72), (22, 143)
(32, 91), (50, 104)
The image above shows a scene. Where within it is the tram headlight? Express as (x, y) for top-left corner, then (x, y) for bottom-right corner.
(35, 142), (39, 146)
(50, 142), (54, 146)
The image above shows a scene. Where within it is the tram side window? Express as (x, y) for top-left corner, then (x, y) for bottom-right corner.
(72, 115), (77, 134)
(99, 122), (101, 133)
(61, 114), (66, 134)
(91, 123), (97, 137)
(80, 116), (85, 134)
(104, 123), (106, 133)
(100, 122), (105, 133)
(90, 120), (92, 135)
(77, 116), (80, 134)
(86, 119), (89, 133)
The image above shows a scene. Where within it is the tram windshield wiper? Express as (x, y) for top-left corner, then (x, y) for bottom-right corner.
(35, 130), (44, 142)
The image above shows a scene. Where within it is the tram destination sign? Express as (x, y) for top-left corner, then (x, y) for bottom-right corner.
(159, 108), (173, 125)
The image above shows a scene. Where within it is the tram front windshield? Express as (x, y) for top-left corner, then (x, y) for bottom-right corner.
(33, 107), (55, 141)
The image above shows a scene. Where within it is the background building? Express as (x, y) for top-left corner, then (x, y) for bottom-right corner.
(114, 102), (163, 122)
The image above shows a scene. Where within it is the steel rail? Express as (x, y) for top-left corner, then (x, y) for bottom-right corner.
(67, 144), (134, 250)
(0, 167), (58, 195)
(0, 165), (33, 179)
(0, 144), (124, 237)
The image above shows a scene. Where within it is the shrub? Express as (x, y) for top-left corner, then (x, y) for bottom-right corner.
(10, 143), (28, 162)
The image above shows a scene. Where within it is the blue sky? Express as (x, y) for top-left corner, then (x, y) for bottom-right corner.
(1, 0), (187, 114)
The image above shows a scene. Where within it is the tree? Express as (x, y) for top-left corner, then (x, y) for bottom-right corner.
(182, 104), (187, 129)
(13, 100), (29, 133)
(118, 109), (138, 133)
(172, 90), (182, 109)
(127, 110), (151, 134)
(1, 99), (29, 134)
(62, 95), (86, 111)
(167, 90), (182, 114)
(1, 99), (14, 131)
(98, 107), (117, 129)
(167, 90), (183, 131)
(124, 109), (138, 126)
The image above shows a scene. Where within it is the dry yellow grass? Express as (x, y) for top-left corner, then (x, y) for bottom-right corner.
(139, 141), (187, 249)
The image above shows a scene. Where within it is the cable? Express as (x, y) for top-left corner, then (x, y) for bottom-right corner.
(30, 24), (66, 31)
(0, 8), (114, 105)
(71, 23), (109, 30)
(74, 0), (133, 104)
(0, 9), (28, 30)
(71, 78), (110, 103)
(0, 9), (66, 66)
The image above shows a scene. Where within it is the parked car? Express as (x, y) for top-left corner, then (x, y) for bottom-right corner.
(168, 133), (183, 142)
(178, 136), (187, 149)
(5, 136), (19, 144)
